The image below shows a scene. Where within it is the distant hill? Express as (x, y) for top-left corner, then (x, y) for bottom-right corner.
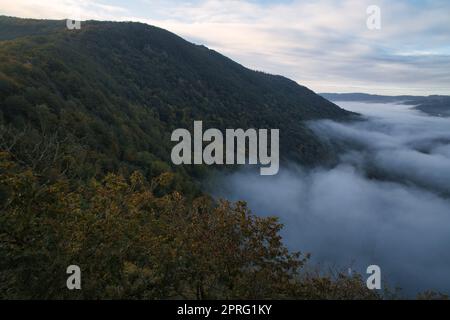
(321, 93), (450, 117)
(320, 93), (419, 103)
(0, 16), (351, 191)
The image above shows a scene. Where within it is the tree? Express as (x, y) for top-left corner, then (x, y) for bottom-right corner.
(0, 153), (307, 299)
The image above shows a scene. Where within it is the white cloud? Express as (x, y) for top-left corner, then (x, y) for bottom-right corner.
(0, 0), (128, 21)
(1, 0), (449, 95)
(214, 101), (450, 295)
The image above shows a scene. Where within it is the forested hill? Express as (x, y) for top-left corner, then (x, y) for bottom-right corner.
(0, 16), (351, 189)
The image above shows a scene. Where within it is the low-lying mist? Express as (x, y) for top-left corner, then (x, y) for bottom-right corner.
(212, 101), (450, 295)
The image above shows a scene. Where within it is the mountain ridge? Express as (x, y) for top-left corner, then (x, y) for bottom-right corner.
(0, 16), (352, 191)
(321, 92), (450, 117)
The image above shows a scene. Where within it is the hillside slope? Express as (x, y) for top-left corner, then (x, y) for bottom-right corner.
(0, 17), (383, 300)
(0, 16), (351, 189)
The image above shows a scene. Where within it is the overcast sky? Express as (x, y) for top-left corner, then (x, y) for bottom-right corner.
(1, 0), (449, 95)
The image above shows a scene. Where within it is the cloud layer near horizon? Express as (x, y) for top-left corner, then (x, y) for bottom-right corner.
(214, 102), (450, 295)
(1, 0), (449, 95)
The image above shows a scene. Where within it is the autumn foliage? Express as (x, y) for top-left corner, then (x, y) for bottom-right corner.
(0, 151), (383, 299)
(0, 151), (301, 299)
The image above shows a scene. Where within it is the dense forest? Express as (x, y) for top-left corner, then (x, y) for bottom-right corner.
(0, 17), (352, 189)
(0, 16), (433, 299)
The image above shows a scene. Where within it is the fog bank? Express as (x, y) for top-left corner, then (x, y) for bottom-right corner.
(213, 102), (450, 295)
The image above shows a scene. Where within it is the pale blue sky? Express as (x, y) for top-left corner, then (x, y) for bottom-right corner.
(1, 0), (449, 95)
